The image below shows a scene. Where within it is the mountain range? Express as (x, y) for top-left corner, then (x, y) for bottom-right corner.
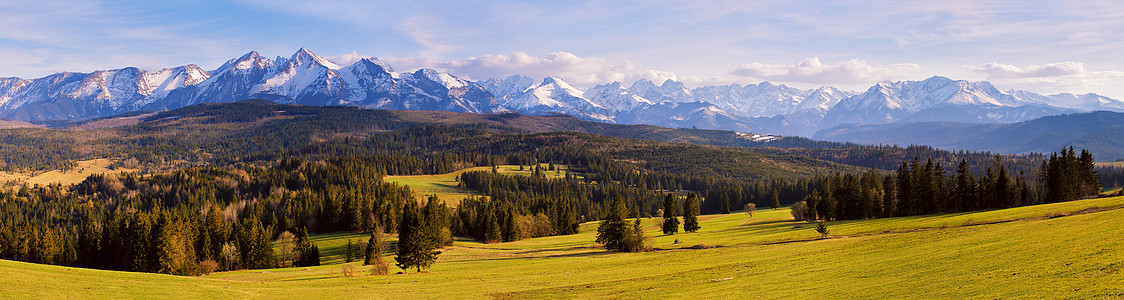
(2, 48), (1122, 138)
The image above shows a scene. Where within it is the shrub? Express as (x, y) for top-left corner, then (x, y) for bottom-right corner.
(791, 201), (809, 221)
(341, 263), (356, 277)
(621, 219), (650, 253)
(198, 260), (219, 275)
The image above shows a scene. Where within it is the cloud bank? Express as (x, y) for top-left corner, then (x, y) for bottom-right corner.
(968, 62), (1124, 95)
(730, 58), (920, 85)
(383, 51), (678, 87)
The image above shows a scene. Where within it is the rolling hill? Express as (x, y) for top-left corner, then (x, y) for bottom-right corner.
(4, 196), (1123, 298)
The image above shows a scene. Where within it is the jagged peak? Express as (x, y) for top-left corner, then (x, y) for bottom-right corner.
(287, 48), (340, 69)
(541, 76), (562, 86)
(660, 79), (682, 88)
(356, 57), (394, 73)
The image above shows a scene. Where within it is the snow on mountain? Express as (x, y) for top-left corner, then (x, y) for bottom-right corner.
(583, 81), (653, 112)
(395, 68), (500, 113)
(819, 76), (1073, 131)
(481, 75), (535, 102)
(0, 77), (30, 106)
(251, 48), (348, 105)
(0, 49), (1121, 139)
(505, 77), (612, 121)
(1009, 90), (1124, 112)
(629, 79), (691, 102)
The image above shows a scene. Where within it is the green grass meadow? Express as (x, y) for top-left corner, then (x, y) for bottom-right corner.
(4, 196), (1124, 298)
(383, 164), (577, 206)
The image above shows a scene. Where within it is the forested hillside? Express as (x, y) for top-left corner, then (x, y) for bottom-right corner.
(0, 100), (1099, 276)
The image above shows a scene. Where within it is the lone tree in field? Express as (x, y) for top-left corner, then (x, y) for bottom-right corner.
(661, 194), (679, 235)
(596, 194), (631, 251)
(744, 202), (757, 217)
(683, 193), (701, 232)
(396, 199), (438, 273)
(815, 222), (829, 238)
(365, 226), (389, 275)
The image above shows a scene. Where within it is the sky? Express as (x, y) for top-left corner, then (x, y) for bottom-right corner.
(1, 0), (1123, 98)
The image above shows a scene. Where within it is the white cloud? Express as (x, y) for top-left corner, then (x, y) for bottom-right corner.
(384, 51), (678, 87)
(326, 51), (370, 67)
(730, 58), (920, 84)
(967, 61), (1124, 96)
(970, 62), (1095, 79)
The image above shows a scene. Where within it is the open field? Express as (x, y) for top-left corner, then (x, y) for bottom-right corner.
(4, 196), (1124, 298)
(383, 164), (577, 206)
(0, 158), (138, 188)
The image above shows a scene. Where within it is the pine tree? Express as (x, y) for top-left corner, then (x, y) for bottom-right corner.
(661, 194), (679, 235)
(771, 189), (780, 209)
(294, 228), (319, 267)
(483, 207), (502, 243)
(501, 206), (521, 242)
(952, 159), (975, 212)
(395, 199), (438, 273)
(683, 193), (701, 232)
(364, 226), (389, 275)
(595, 194), (630, 251)
(345, 239), (355, 263)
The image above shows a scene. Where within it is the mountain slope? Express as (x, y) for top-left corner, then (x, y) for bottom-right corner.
(816, 111), (1124, 160)
(0, 49), (499, 120)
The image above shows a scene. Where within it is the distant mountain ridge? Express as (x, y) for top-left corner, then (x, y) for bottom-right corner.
(1, 49), (1122, 138)
(816, 110), (1124, 161)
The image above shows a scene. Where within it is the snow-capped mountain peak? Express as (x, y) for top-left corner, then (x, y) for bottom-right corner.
(584, 81), (654, 112)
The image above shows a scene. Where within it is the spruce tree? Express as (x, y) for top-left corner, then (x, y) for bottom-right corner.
(365, 226), (390, 275)
(596, 194), (630, 251)
(395, 199), (438, 273)
(683, 193), (701, 232)
(771, 189), (781, 209)
(345, 239), (355, 263)
(661, 194), (679, 235)
(501, 206), (521, 242)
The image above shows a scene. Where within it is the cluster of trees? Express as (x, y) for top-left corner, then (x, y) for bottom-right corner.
(451, 196), (567, 243)
(0, 157), (437, 274)
(457, 170), (643, 232)
(595, 195), (647, 252)
(660, 193), (700, 235)
(394, 196), (448, 273)
(794, 149), (1099, 221)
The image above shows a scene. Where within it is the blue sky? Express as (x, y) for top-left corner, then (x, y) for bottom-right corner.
(2, 0), (1123, 97)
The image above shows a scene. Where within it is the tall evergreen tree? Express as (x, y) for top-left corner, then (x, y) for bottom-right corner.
(596, 194), (630, 251)
(661, 194), (679, 235)
(683, 193), (701, 232)
(395, 199), (438, 273)
(771, 189), (781, 209)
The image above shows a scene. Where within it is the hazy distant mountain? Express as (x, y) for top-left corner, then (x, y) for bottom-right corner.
(819, 76), (1083, 130)
(816, 111), (1124, 160)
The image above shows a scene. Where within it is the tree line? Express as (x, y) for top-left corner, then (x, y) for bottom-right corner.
(793, 148), (1099, 221)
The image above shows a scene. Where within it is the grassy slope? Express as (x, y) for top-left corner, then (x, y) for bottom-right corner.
(5, 197), (1124, 298)
(383, 164), (576, 206)
(0, 158), (137, 187)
